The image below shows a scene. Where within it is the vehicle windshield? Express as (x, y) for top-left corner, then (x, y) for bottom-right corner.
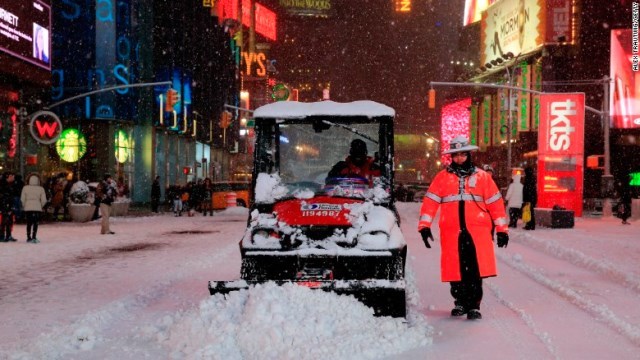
(254, 119), (391, 200)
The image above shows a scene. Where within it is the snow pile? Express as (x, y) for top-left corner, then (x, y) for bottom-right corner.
(254, 173), (288, 203)
(154, 282), (432, 359)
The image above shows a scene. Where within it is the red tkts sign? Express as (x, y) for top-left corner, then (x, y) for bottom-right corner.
(537, 93), (585, 216)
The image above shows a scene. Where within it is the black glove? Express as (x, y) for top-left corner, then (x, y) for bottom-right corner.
(497, 232), (509, 248)
(420, 228), (434, 248)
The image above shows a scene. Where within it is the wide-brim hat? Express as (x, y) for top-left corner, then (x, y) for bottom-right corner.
(442, 135), (479, 154)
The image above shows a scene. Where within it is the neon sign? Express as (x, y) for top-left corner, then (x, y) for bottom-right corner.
(55, 128), (87, 162)
(241, 51), (266, 77)
(115, 129), (130, 163)
(29, 110), (63, 144)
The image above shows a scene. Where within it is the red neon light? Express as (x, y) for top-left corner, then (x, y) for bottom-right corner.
(35, 120), (59, 138)
(255, 3), (276, 41)
(441, 98), (472, 163)
(215, 0), (276, 41)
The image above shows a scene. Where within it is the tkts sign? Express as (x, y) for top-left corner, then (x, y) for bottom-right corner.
(538, 93), (585, 156)
(537, 93), (585, 216)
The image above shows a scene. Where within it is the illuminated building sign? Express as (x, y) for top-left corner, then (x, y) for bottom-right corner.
(279, 0), (331, 16)
(53, 1), (138, 122)
(241, 51), (267, 77)
(215, 0), (277, 41)
(463, 0), (495, 26)
(545, 0), (573, 43)
(29, 110), (62, 144)
(610, 29), (640, 129)
(440, 98), (471, 164)
(480, 0), (542, 65)
(115, 129), (130, 163)
(537, 93), (585, 216)
(0, 0), (52, 70)
(56, 128), (87, 163)
(394, 0), (411, 12)
(255, 3), (276, 41)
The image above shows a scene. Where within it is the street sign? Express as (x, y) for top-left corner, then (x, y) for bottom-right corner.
(29, 110), (63, 145)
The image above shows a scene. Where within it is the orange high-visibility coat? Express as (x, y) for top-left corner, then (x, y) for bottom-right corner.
(418, 167), (508, 282)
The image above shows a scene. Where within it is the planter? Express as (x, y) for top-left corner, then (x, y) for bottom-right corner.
(68, 204), (96, 223)
(111, 201), (130, 217)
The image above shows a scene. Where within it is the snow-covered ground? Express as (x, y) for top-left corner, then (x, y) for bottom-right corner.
(0, 203), (638, 359)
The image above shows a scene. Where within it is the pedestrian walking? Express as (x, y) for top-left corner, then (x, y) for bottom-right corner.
(12, 174), (24, 223)
(97, 174), (116, 234)
(0, 172), (19, 242)
(50, 173), (67, 221)
(151, 176), (161, 213)
(200, 178), (213, 216)
(20, 174), (48, 243)
(505, 173), (524, 228)
(618, 177), (632, 225)
(418, 135), (509, 320)
(522, 166), (537, 230)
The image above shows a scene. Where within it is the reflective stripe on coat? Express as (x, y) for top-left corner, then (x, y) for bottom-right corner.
(418, 167), (508, 282)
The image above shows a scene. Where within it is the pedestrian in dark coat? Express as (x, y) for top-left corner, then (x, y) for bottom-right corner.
(151, 176), (161, 213)
(0, 172), (18, 241)
(618, 178), (632, 225)
(522, 166), (537, 230)
(20, 174), (47, 243)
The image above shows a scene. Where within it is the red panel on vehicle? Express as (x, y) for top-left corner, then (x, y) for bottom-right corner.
(274, 196), (363, 226)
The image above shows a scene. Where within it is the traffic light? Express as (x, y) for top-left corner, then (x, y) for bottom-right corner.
(428, 89), (436, 109)
(219, 111), (232, 129)
(165, 89), (180, 112)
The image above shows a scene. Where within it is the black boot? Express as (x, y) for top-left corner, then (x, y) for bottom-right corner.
(451, 305), (467, 316)
(467, 309), (482, 320)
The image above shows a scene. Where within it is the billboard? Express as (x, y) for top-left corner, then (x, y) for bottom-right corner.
(480, 0), (543, 65)
(537, 93), (585, 216)
(0, 0), (51, 70)
(610, 29), (640, 128)
(215, 0), (277, 41)
(280, 0), (332, 17)
(463, 0), (496, 26)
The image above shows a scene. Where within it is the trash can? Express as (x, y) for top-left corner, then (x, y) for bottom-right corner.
(225, 192), (237, 208)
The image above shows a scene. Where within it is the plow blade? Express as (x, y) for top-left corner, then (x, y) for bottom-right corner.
(209, 279), (406, 318)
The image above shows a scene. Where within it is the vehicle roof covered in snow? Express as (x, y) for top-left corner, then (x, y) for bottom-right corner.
(253, 100), (395, 119)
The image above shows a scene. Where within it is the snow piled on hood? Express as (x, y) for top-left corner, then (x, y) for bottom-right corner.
(255, 173), (288, 203)
(153, 282), (431, 359)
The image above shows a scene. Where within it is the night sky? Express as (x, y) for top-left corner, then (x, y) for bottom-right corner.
(270, 0), (466, 136)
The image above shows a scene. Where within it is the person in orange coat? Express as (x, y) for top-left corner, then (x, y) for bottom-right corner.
(418, 135), (509, 320)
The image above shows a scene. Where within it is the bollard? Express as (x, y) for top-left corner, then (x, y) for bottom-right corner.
(225, 192), (237, 208)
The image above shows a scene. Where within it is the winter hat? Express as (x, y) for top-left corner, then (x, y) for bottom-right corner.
(443, 135), (479, 154)
(349, 139), (368, 158)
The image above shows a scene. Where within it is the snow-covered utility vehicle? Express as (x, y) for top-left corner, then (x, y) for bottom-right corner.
(209, 100), (407, 317)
